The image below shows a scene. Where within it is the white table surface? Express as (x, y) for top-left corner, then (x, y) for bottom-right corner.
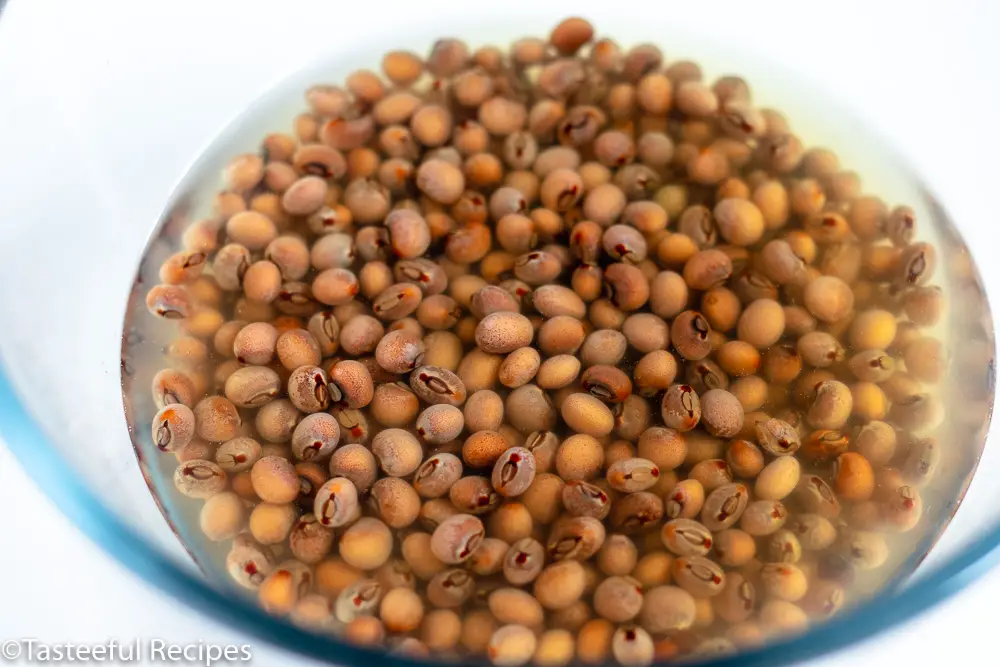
(2, 0), (1000, 665)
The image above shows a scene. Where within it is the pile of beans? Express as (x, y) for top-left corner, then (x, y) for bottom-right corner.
(141, 16), (950, 666)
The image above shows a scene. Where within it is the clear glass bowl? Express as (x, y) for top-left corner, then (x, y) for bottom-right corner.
(0, 2), (998, 665)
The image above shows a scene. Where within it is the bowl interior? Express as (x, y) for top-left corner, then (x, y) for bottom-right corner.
(0, 7), (998, 666)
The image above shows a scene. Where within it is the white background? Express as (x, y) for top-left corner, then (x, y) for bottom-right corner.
(1, 0), (1000, 665)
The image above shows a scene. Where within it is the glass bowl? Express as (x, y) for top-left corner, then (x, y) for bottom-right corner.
(0, 2), (998, 665)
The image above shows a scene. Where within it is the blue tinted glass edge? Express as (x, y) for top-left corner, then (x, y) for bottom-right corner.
(2, 363), (1000, 666)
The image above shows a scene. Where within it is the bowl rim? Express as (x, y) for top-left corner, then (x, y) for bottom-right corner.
(3, 21), (999, 666)
(3, 363), (1000, 666)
